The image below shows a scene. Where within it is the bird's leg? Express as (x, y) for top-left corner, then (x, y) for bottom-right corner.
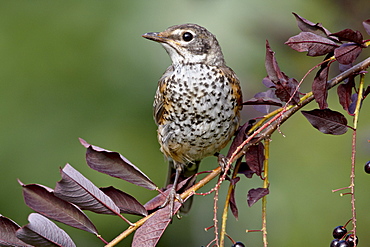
(162, 162), (183, 217)
(170, 164), (183, 215)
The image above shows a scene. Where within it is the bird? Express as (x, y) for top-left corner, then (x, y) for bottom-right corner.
(142, 24), (243, 215)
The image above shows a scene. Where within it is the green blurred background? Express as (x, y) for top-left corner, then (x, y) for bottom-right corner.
(0, 1), (369, 246)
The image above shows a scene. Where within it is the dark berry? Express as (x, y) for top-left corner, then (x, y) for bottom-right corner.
(337, 240), (350, 247)
(345, 234), (358, 247)
(232, 242), (245, 247)
(365, 161), (370, 174)
(330, 239), (340, 247)
(333, 226), (347, 239)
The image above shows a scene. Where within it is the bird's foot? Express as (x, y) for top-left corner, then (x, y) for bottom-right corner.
(216, 153), (232, 173)
(161, 185), (183, 218)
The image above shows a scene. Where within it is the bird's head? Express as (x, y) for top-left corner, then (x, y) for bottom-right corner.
(143, 24), (225, 66)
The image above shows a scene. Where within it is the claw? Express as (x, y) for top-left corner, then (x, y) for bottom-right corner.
(217, 153), (231, 173)
(161, 163), (184, 218)
(163, 186), (183, 218)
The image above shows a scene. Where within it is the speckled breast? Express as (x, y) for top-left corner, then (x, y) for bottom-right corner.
(156, 63), (241, 164)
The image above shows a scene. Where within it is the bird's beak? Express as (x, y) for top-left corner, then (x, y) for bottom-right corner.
(142, 32), (167, 43)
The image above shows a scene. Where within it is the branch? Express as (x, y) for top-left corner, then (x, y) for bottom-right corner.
(233, 56), (370, 161)
(105, 56), (370, 247)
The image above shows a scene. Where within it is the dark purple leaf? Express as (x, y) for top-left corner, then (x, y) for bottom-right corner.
(247, 188), (269, 207)
(348, 93), (358, 115)
(363, 19), (370, 35)
(100, 186), (147, 216)
(19, 181), (98, 234)
(312, 62), (330, 109)
(226, 122), (250, 159)
(262, 77), (275, 88)
(339, 63), (353, 73)
(230, 176), (240, 186)
(301, 109), (348, 135)
(337, 79), (355, 114)
(292, 13), (335, 39)
(265, 40), (283, 82)
(285, 32), (339, 57)
(275, 76), (300, 104)
(16, 213), (76, 247)
(132, 202), (182, 247)
(0, 215), (32, 247)
(143, 190), (168, 212)
(54, 164), (120, 216)
(252, 102), (277, 115)
(334, 43), (362, 65)
(245, 142), (265, 177)
(330, 29), (363, 44)
(364, 85), (370, 98)
(244, 89), (283, 114)
(265, 41), (300, 104)
(80, 138), (156, 190)
(144, 176), (193, 212)
(244, 91), (282, 106)
(237, 162), (254, 178)
(229, 187), (238, 220)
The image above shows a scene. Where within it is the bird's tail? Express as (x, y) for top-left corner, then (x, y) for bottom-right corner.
(166, 160), (200, 214)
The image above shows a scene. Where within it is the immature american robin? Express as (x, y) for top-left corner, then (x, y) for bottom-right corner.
(142, 24), (243, 214)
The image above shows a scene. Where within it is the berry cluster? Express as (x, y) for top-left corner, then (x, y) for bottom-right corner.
(330, 226), (358, 247)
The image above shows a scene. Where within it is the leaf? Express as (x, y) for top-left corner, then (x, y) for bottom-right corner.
(237, 162), (255, 178)
(364, 85), (370, 98)
(265, 41), (300, 104)
(262, 77), (275, 88)
(229, 186), (238, 220)
(19, 181), (98, 234)
(348, 93), (358, 115)
(54, 164), (121, 216)
(301, 109), (348, 135)
(16, 213), (76, 247)
(244, 91), (282, 106)
(292, 13), (335, 39)
(363, 19), (370, 36)
(144, 176), (194, 212)
(312, 61), (330, 109)
(0, 215), (32, 247)
(265, 40), (284, 82)
(337, 79), (355, 114)
(226, 122), (250, 159)
(229, 177), (240, 220)
(100, 186), (147, 216)
(247, 188), (269, 207)
(285, 32), (339, 56)
(244, 89), (283, 114)
(339, 63), (353, 73)
(275, 76), (300, 104)
(132, 202), (182, 247)
(80, 138), (157, 190)
(245, 142), (265, 177)
(330, 29), (363, 44)
(334, 43), (362, 65)
(144, 190), (168, 212)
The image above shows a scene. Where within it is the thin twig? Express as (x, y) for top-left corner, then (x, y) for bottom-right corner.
(212, 188), (220, 247)
(220, 158), (242, 247)
(349, 73), (365, 247)
(262, 139), (270, 247)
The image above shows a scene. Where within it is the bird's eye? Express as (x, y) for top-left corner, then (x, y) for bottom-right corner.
(182, 32), (193, 42)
